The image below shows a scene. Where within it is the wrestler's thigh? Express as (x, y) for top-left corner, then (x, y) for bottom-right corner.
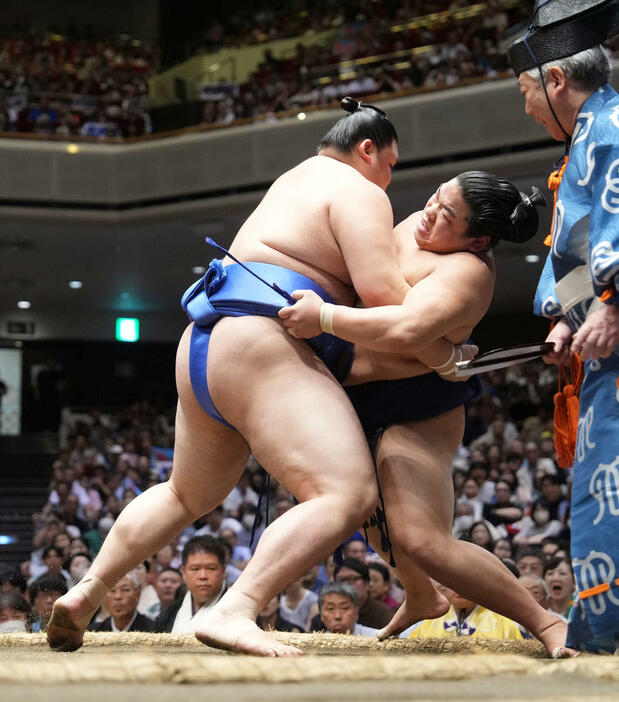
(376, 407), (465, 536)
(207, 316), (376, 502)
(172, 324), (251, 513)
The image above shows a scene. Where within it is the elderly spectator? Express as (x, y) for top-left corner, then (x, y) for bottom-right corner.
(544, 557), (576, 619)
(155, 536), (227, 633)
(29, 573), (68, 631)
(0, 592), (34, 633)
(91, 570), (154, 632)
(333, 558), (392, 629)
(516, 549), (545, 578)
(517, 574), (556, 638)
(317, 582), (380, 636)
(408, 587), (522, 640)
(257, 595), (302, 633)
(519, 575), (552, 611)
(367, 562), (400, 610)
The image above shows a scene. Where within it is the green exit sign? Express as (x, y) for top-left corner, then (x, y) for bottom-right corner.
(116, 318), (139, 342)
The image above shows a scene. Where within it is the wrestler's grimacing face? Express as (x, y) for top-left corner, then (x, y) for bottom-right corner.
(416, 178), (472, 253)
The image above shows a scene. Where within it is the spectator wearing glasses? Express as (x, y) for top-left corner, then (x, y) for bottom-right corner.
(91, 570), (154, 632)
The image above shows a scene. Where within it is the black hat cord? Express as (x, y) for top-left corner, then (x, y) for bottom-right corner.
(522, 1), (572, 143)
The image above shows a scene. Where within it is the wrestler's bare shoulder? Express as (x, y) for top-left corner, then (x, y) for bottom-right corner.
(288, 155), (389, 200)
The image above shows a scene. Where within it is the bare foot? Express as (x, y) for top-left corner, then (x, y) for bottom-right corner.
(195, 589), (303, 657)
(46, 575), (108, 652)
(536, 616), (580, 658)
(47, 594), (96, 652)
(376, 590), (450, 640)
(196, 616), (303, 656)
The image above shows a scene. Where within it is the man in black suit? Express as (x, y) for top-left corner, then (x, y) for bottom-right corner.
(91, 571), (153, 632)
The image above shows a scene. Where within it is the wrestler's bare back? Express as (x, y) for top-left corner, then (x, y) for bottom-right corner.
(227, 155), (402, 308)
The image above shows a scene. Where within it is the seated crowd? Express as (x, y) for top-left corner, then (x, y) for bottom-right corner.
(0, 358), (576, 642)
(0, 28), (154, 137)
(0, 2), (550, 137)
(200, 0), (528, 126)
(4, 3), (619, 137)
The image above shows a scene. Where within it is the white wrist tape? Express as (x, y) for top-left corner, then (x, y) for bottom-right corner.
(320, 303), (336, 335)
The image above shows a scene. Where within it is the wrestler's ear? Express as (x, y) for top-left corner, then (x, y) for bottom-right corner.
(357, 138), (375, 163)
(466, 236), (491, 253)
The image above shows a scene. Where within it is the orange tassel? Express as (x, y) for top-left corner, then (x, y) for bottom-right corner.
(545, 156), (568, 248)
(546, 157), (578, 467)
(553, 354), (584, 468)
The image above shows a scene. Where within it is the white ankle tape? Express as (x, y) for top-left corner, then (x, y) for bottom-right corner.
(217, 588), (259, 617)
(75, 574), (109, 608)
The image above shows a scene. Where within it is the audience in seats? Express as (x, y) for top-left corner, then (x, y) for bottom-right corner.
(91, 570), (154, 632)
(1, 359), (577, 645)
(257, 595), (302, 634)
(317, 582), (380, 636)
(28, 573), (67, 632)
(154, 536), (227, 633)
(146, 567), (182, 620)
(544, 558), (576, 620)
(331, 559), (393, 630)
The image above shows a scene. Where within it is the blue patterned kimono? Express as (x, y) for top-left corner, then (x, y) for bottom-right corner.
(534, 84), (619, 652)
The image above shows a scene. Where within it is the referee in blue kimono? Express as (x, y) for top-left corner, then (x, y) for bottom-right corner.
(508, 0), (619, 653)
